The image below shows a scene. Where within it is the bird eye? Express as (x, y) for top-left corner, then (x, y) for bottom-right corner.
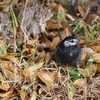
(70, 39), (74, 43)
(70, 39), (78, 43)
(71, 40), (74, 42)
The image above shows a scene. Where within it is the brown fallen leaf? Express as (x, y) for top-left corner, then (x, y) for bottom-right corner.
(22, 47), (36, 58)
(0, 0), (18, 7)
(61, 22), (73, 38)
(96, 64), (100, 73)
(0, 61), (31, 82)
(45, 52), (53, 65)
(79, 39), (85, 45)
(46, 2), (57, 9)
(89, 42), (100, 53)
(0, 39), (7, 56)
(38, 85), (47, 97)
(64, 27), (70, 37)
(73, 78), (87, 87)
(0, 61), (23, 81)
(53, 4), (66, 22)
(96, 37), (100, 41)
(14, 87), (26, 100)
(0, 73), (9, 91)
(66, 5), (78, 20)
(73, 78), (87, 100)
(26, 62), (44, 72)
(51, 36), (60, 50)
(59, 31), (67, 40)
(80, 49), (87, 67)
(89, 53), (100, 63)
(25, 38), (39, 48)
(40, 35), (52, 49)
(47, 31), (57, 41)
(0, 55), (19, 64)
(46, 19), (60, 30)
(77, 6), (86, 17)
(84, 14), (96, 24)
(78, 64), (97, 77)
(80, 49), (87, 61)
(36, 71), (57, 89)
(0, 87), (13, 98)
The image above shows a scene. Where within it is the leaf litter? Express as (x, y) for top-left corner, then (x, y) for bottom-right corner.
(0, 0), (100, 100)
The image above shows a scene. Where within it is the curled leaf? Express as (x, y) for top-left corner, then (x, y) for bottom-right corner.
(36, 71), (57, 89)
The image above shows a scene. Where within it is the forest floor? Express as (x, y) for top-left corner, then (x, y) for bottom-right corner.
(0, 0), (100, 100)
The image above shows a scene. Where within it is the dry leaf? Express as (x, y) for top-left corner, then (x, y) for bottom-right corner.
(96, 64), (100, 73)
(18, 90), (26, 100)
(38, 85), (47, 97)
(36, 71), (57, 89)
(30, 91), (37, 100)
(81, 47), (94, 54)
(0, 87), (13, 98)
(26, 62), (44, 72)
(77, 6), (86, 17)
(81, 49), (87, 61)
(0, 0), (18, 6)
(84, 14), (96, 24)
(46, 2), (57, 9)
(39, 57), (45, 62)
(45, 52), (53, 65)
(78, 64), (97, 77)
(89, 53), (100, 63)
(22, 48), (36, 58)
(80, 49), (87, 67)
(0, 40), (7, 56)
(64, 27), (70, 37)
(68, 91), (74, 100)
(0, 73), (9, 91)
(74, 78), (87, 87)
(79, 39), (85, 45)
(47, 32), (57, 41)
(51, 36), (60, 49)
(89, 42), (100, 53)
(46, 19), (60, 30)
(61, 22), (73, 37)
(0, 61), (30, 82)
(40, 35), (52, 49)
(96, 37), (100, 41)
(0, 55), (19, 64)
(66, 5), (78, 20)
(1, 61), (23, 81)
(53, 4), (66, 22)
(14, 87), (26, 100)
(26, 39), (39, 48)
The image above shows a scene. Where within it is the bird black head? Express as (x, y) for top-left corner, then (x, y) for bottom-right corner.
(59, 36), (79, 50)
(63, 36), (78, 47)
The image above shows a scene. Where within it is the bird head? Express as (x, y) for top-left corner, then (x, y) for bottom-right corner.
(63, 36), (79, 47)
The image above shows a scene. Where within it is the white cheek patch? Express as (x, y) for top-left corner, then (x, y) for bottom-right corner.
(64, 41), (77, 47)
(70, 52), (73, 56)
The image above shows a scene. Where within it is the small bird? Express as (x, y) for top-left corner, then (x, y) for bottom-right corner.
(55, 36), (80, 67)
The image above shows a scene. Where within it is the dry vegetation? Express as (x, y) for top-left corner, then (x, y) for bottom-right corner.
(0, 0), (100, 100)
